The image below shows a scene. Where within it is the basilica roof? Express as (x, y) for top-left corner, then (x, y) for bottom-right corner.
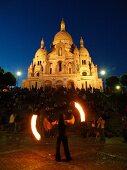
(52, 19), (73, 45)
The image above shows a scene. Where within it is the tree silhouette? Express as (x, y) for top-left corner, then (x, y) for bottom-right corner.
(120, 74), (127, 87)
(106, 76), (119, 91)
(0, 67), (16, 89)
(3, 72), (16, 87)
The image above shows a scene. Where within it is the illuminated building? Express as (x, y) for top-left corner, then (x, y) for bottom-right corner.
(22, 19), (102, 90)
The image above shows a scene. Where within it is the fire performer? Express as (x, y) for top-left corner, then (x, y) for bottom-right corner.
(31, 101), (84, 162)
(55, 112), (72, 162)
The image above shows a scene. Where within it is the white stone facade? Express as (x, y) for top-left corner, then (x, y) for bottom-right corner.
(22, 19), (102, 90)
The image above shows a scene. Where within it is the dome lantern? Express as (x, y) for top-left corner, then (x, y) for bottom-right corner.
(80, 37), (84, 48)
(60, 18), (65, 31)
(52, 19), (73, 45)
(41, 38), (44, 49)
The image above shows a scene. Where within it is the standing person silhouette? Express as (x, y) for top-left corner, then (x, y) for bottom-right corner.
(55, 113), (72, 162)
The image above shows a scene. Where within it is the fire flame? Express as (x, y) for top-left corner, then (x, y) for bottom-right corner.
(74, 102), (85, 122)
(31, 115), (41, 141)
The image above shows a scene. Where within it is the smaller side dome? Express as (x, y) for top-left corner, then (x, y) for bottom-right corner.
(35, 48), (47, 56)
(35, 38), (47, 57)
(79, 47), (89, 56)
(79, 37), (89, 56)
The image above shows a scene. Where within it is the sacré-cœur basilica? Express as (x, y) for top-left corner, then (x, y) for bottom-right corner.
(22, 19), (102, 90)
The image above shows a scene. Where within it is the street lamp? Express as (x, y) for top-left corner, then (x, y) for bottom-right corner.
(16, 71), (22, 87)
(100, 69), (106, 91)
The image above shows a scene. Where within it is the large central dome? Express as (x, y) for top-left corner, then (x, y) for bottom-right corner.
(52, 19), (73, 45)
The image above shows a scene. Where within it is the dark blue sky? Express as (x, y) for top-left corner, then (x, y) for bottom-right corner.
(0, 0), (127, 84)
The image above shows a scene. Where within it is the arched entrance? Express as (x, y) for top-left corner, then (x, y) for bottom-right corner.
(56, 80), (63, 87)
(44, 80), (52, 87)
(67, 80), (75, 89)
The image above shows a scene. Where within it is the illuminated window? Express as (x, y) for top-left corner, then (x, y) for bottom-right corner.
(50, 68), (52, 74)
(58, 47), (62, 56)
(59, 62), (62, 71)
(85, 81), (88, 89)
(41, 66), (43, 72)
(69, 68), (71, 74)
(50, 63), (53, 74)
(82, 60), (86, 65)
(35, 82), (37, 88)
(82, 84), (84, 89)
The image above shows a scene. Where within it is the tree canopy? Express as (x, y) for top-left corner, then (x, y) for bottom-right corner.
(106, 76), (120, 91)
(120, 74), (127, 86)
(0, 67), (16, 89)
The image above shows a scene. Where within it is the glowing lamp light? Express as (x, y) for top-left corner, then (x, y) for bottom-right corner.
(74, 102), (85, 122)
(100, 70), (106, 76)
(31, 115), (41, 141)
(116, 85), (121, 90)
(16, 71), (22, 76)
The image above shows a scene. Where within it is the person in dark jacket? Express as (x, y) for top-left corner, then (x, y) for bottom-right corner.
(55, 113), (72, 162)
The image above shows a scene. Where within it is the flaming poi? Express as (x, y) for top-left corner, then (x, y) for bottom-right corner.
(31, 114), (41, 141)
(74, 102), (85, 122)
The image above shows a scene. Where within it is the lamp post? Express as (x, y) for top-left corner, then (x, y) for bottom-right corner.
(100, 69), (106, 91)
(16, 71), (22, 87)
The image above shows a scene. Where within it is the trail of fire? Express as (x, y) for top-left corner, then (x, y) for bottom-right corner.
(31, 115), (41, 141)
(74, 102), (85, 122)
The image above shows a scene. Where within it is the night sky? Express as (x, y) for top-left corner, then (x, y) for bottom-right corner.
(0, 0), (127, 85)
